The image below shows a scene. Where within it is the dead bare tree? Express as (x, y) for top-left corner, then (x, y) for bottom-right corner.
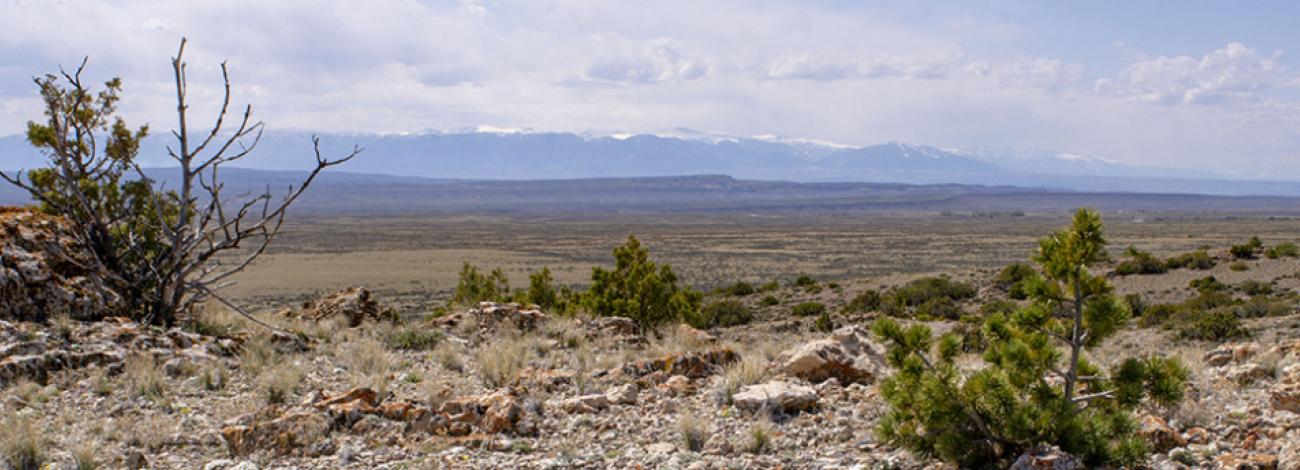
(2, 38), (360, 326)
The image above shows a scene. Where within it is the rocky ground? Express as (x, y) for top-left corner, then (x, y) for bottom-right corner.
(3, 207), (1300, 469)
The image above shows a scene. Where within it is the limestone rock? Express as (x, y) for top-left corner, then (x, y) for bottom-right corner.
(777, 326), (886, 385)
(605, 383), (639, 405)
(732, 381), (818, 413)
(222, 410), (332, 456)
(1226, 363), (1274, 386)
(619, 347), (738, 379)
(549, 394), (610, 414)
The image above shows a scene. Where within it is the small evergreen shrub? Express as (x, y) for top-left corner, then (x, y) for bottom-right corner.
(725, 281), (756, 297)
(760, 295), (780, 306)
(1114, 246), (1166, 275)
(586, 235), (702, 331)
(526, 267), (559, 311)
(692, 299), (754, 329)
(385, 326), (444, 351)
(793, 275), (817, 288)
(454, 263), (510, 305)
(1189, 276), (1228, 293)
(1238, 280), (1273, 296)
(791, 302), (826, 317)
(1265, 242), (1298, 259)
(758, 281), (780, 292)
(915, 296), (961, 320)
(994, 263), (1039, 300)
(844, 290), (883, 313)
(814, 311), (835, 332)
(1228, 261), (1249, 272)
(1179, 308), (1247, 341)
(872, 209), (1187, 467)
(1230, 236), (1262, 259)
(1164, 250), (1215, 270)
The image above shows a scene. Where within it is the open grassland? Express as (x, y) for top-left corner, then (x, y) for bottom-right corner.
(227, 212), (1300, 312)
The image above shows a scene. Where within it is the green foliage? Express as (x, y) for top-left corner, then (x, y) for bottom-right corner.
(1189, 276), (1227, 293)
(586, 235), (701, 331)
(454, 263), (510, 305)
(758, 281), (780, 292)
(915, 296), (961, 320)
(724, 281), (756, 297)
(16, 73), (188, 323)
(759, 295), (780, 306)
(1238, 280), (1273, 296)
(793, 275), (817, 288)
(1230, 236), (1262, 259)
(526, 267), (559, 311)
(791, 301), (826, 317)
(1164, 249), (1215, 270)
(994, 263), (1041, 300)
(1114, 246), (1167, 276)
(814, 311), (835, 332)
(871, 209), (1187, 467)
(1265, 242), (1298, 259)
(1123, 294), (1146, 318)
(1228, 261), (1250, 272)
(844, 290), (882, 313)
(385, 326), (444, 351)
(691, 299), (754, 329)
(1179, 308), (1247, 341)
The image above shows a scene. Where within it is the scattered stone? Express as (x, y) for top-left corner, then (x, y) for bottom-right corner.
(1270, 382), (1300, 413)
(222, 409), (333, 456)
(1009, 445), (1082, 470)
(1216, 453), (1279, 470)
(435, 302), (548, 332)
(777, 326), (886, 385)
(619, 347), (738, 379)
(732, 381), (818, 413)
(1227, 363), (1274, 386)
(550, 394), (610, 414)
(279, 287), (396, 326)
(661, 375), (694, 395)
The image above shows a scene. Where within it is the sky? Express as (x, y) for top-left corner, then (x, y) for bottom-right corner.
(2, 0), (1299, 177)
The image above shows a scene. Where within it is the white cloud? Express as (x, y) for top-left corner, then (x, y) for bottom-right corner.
(1096, 42), (1292, 105)
(0, 2), (1298, 176)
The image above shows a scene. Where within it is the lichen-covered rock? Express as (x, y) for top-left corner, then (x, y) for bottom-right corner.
(777, 326), (886, 385)
(617, 347), (739, 379)
(221, 408), (332, 456)
(279, 287), (395, 326)
(0, 207), (121, 321)
(434, 302), (549, 332)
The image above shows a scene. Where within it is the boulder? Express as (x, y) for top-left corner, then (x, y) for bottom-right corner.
(1270, 382), (1300, 414)
(675, 323), (716, 344)
(732, 381), (818, 413)
(0, 207), (122, 321)
(777, 326), (886, 385)
(435, 302), (548, 332)
(661, 375), (694, 395)
(1216, 453), (1279, 470)
(1138, 414), (1186, 452)
(605, 384), (639, 405)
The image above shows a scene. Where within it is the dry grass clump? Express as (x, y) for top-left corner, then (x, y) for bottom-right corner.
(0, 411), (44, 470)
(384, 324), (444, 351)
(49, 312), (76, 342)
(188, 302), (248, 338)
(719, 354), (768, 401)
(71, 442), (98, 470)
(433, 341), (465, 373)
(541, 316), (587, 349)
(678, 414), (709, 452)
(123, 354), (165, 401)
(743, 419), (775, 454)
(200, 364), (227, 391)
(88, 368), (113, 396)
(260, 363), (305, 404)
(239, 334), (279, 377)
(476, 334), (532, 388)
(7, 379), (46, 406)
(341, 337), (394, 396)
(649, 325), (710, 357)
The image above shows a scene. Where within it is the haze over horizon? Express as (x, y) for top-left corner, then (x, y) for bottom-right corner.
(3, 1), (1300, 179)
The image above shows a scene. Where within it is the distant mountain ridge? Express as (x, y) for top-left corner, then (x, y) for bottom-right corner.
(3, 129), (1297, 196)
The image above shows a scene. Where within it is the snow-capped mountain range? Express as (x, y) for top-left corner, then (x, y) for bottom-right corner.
(2, 129), (1296, 196)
